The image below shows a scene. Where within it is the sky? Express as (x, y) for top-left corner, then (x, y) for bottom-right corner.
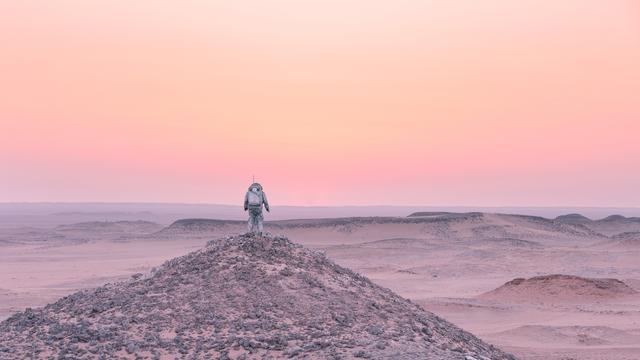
(1, 1), (639, 206)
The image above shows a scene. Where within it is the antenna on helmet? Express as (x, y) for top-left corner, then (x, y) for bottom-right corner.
(252, 174), (255, 183)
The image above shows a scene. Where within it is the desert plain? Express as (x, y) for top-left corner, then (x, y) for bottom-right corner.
(2, 207), (640, 360)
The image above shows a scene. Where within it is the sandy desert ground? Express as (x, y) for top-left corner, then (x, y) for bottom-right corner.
(2, 211), (640, 359)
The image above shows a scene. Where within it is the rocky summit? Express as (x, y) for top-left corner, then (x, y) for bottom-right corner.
(0, 234), (516, 360)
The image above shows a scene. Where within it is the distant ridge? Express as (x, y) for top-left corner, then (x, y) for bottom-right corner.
(602, 214), (630, 221)
(407, 212), (457, 217)
(164, 213), (486, 231)
(153, 213), (604, 243)
(554, 213), (591, 222)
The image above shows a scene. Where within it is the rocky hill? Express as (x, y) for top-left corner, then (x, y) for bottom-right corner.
(554, 213), (591, 223)
(0, 234), (515, 360)
(479, 274), (637, 303)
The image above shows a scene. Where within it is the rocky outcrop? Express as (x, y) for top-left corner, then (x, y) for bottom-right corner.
(0, 234), (515, 359)
(480, 274), (637, 303)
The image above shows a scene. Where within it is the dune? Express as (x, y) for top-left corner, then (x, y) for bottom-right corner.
(479, 275), (637, 303)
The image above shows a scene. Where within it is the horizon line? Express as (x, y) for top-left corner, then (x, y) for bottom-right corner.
(1, 202), (639, 209)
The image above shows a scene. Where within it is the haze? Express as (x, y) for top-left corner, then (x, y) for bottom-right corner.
(1, 1), (639, 206)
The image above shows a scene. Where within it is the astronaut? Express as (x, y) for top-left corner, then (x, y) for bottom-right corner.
(244, 182), (270, 234)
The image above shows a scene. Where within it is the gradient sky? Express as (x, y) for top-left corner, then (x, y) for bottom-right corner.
(1, 1), (639, 206)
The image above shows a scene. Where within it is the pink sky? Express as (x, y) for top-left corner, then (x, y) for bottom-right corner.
(1, 1), (639, 206)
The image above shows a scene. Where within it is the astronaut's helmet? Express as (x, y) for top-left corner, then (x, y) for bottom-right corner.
(249, 182), (263, 193)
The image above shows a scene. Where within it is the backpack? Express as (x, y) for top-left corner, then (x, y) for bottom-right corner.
(247, 191), (262, 206)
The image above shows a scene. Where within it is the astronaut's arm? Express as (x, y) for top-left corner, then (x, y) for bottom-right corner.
(263, 193), (270, 212)
(243, 193), (248, 211)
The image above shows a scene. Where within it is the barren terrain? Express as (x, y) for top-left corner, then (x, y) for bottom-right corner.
(2, 211), (640, 359)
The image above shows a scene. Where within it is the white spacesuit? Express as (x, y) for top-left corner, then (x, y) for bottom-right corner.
(243, 183), (270, 234)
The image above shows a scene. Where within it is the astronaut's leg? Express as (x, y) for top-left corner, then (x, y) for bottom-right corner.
(249, 208), (263, 234)
(257, 211), (264, 234)
(248, 212), (255, 233)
